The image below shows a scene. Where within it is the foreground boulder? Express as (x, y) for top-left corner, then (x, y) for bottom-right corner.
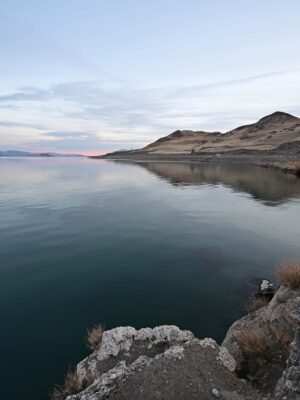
(66, 326), (262, 400)
(56, 282), (300, 400)
(275, 330), (300, 400)
(222, 284), (300, 397)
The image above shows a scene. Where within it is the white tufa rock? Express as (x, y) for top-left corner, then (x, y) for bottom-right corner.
(217, 346), (237, 372)
(135, 327), (154, 341)
(77, 325), (194, 379)
(68, 361), (128, 400)
(68, 357), (153, 400)
(260, 279), (272, 291)
(155, 345), (185, 360)
(99, 326), (137, 358)
(151, 325), (194, 342)
(211, 387), (221, 398)
(199, 338), (218, 349)
(77, 326), (137, 379)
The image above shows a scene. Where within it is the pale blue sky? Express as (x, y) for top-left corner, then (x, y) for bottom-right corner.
(1, 0), (300, 154)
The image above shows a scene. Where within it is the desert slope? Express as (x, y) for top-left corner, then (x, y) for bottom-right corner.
(96, 111), (300, 158)
(142, 111), (300, 155)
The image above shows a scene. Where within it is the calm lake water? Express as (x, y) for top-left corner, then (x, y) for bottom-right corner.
(1, 158), (300, 399)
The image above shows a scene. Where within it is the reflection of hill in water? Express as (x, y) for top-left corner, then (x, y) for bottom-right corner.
(133, 162), (300, 205)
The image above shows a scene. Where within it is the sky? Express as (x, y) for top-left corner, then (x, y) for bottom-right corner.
(1, 0), (300, 155)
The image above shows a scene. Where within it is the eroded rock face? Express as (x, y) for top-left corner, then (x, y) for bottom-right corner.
(275, 330), (300, 400)
(62, 285), (300, 400)
(222, 285), (300, 395)
(76, 325), (194, 381)
(263, 287), (300, 346)
(66, 326), (261, 400)
(223, 286), (300, 360)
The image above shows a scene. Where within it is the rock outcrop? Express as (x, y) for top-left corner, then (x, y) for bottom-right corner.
(66, 326), (263, 400)
(275, 330), (300, 400)
(222, 284), (300, 398)
(57, 283), (300, 400)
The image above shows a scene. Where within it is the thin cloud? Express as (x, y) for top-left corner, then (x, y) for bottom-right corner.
(42, 130), (100, 141)
(0, 87), (50, 102)
(0, 67), (299, 152)
(170, 68), (300, 96)
(2, 68), (298, 106)
(0, 121), (45, 129)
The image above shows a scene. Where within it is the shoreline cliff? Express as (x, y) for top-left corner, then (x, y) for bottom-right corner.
(52, 262), (300, 400)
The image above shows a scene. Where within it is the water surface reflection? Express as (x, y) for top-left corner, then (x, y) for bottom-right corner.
(127, 161), (300, 205)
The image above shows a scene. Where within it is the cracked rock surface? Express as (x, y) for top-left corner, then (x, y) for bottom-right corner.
(62, 284), (300, 399)
(275, 330), (300, 400)
(222, 285), (300, 396)
(67, 326), (262, 400)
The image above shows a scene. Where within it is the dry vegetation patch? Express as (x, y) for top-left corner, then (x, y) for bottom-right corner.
(50, 324), (103, 398)
(50, 370), (93, 400)
(277, 261), (300, 289)
(87, 324), (104, 351)
(239, 329), (269, 358)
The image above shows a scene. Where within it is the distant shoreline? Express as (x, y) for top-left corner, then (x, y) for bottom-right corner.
(91, 153), (300, 177)
(0, 155), (86, 159)
(90, 111), (300, 178)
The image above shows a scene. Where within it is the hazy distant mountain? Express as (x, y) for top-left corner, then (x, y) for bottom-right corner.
(98, 111), (300, 158)
(0, 150), (85, 157)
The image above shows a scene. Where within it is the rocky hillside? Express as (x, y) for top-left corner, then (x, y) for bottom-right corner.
(98, 111), (300, 158)
(142, 111), (300, 155)
(52, 262), (300, 400)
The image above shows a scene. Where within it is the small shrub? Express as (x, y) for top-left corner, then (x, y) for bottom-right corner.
(247, 296), (270, 313)
(277, 261), (300, 289)
(238, 329), (269, 358)
(50, 369), (92, 400)
(87, 324), (104, 351)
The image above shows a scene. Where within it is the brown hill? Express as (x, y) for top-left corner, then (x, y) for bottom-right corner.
(141, 111), (300, 155)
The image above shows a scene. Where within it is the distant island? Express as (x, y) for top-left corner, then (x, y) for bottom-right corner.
(92, 111), (300, 176)
(0, 150), (84, 158)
